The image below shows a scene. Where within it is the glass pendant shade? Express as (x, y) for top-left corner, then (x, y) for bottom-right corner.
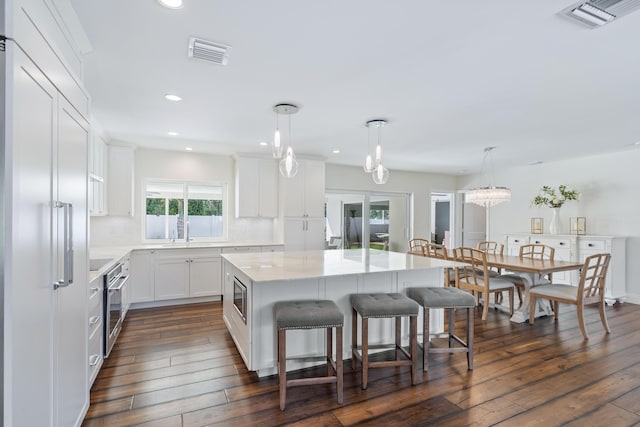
(279, 146), (299, 178)
(272, 129), (282, 159)
(363, 153), (374, 173)
(372, 163), (389, 184)
(375, 144), (382, 164)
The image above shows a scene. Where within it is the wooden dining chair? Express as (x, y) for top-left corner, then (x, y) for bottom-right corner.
(453, 247), (515, 321)
(500, 244), (555, 306)
(475, 241), (505, 301)
(408, 238), (429, 255)
(529, 253), (611, 340)
(424, 242), (455, 287)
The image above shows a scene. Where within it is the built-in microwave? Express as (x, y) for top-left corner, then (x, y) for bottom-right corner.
(233, 276), (247, 324)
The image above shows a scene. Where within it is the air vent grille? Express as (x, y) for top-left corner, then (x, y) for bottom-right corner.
(188, 37), (231, 65)
(562, 0), (640, 27)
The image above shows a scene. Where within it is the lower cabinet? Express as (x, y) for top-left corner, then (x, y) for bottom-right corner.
(87, 275), (103, 387)
(130, 250), (156, 303)
(154, 249), (222, 300)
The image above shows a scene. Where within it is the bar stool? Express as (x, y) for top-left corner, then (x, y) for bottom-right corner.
(274, 300), (344, 410)
(350, 293), (419, 389)
(407, 287), (476, 371)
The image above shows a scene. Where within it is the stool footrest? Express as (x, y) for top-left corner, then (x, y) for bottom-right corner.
(287, 376), (337, 387)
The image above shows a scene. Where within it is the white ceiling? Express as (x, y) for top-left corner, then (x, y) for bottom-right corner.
(69, 0), (640, 175)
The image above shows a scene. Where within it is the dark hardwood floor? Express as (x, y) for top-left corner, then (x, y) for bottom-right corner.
(83, 300), (640, 426)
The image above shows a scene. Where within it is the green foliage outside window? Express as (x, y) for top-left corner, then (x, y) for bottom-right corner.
(188, 199), (222, 216)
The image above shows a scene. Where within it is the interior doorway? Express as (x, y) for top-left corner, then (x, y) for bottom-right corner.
(430, 192), (455, 249)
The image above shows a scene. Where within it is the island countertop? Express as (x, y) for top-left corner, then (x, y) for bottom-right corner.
(221, 249), (463, 283)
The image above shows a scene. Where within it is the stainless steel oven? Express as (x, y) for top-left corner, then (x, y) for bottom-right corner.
(233, 276), (247, 323)
(104, 262), (129, 357)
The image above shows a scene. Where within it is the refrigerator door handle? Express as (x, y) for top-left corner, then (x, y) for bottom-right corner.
(54, 201), (73, 289)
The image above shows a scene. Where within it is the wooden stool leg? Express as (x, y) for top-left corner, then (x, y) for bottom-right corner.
(327, 327), (333, 376)
(410, 315), (418, 385)
(351, 308), (357, 370)
(467, 307), (474, 370)
(448, 308), (455, 348)
(423, 307), (430, 371)
(395, 316), (401, 361)
(362, 317), (369, 390)
(336, 326), (343, 404)
(278, 329), (287, 410)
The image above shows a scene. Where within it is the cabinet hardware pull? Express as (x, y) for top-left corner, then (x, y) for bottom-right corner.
(89, 354), (101, 366)
(89, 315), (101, 325)
(588, 243), (594, 247)
(90, 286), (100, 294)
(559, 242), (565, 245)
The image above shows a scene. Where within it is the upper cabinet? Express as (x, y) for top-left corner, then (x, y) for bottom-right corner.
(89, 132), (107, 216)
(107, 146), (135, 216)
(282, 158), (325, 218)
(235, 156), (278, 218)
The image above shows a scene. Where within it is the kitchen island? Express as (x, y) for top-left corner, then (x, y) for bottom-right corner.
(221, 249), (463, 377)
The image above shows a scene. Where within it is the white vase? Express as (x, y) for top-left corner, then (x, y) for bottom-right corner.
(549, 207), (561, 235)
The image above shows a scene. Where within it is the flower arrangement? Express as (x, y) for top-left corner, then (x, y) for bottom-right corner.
(531, 185), (580, 208)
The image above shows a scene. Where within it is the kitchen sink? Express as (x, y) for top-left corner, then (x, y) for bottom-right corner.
(89, 258), (112, 271)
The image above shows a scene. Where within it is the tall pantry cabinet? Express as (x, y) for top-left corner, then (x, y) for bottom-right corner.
(3, 3), (90, 427)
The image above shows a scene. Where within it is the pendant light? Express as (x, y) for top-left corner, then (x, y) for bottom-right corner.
(465, 146), (511, 207)
(366, 119), (389, 184)
(363, 122), (374, 173)
(272, 103), (299, 178)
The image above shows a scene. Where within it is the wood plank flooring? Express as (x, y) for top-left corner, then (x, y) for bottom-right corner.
(83, 300), (640, 426)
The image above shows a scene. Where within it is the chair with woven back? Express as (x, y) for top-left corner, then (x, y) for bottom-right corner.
(529, 253), (611, 340)
(453, 247), (515, 321)
(499, 244), (555, 306)
(408, 238), (429, 255)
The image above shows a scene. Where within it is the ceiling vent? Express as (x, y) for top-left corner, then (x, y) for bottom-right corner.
(562, 0), (640, 27)
(188, 37), (231, 65)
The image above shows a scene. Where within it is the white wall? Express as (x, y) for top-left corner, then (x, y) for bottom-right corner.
(90, 147), (277, 246)
(325, 164), (458, 249)
(456, 148), (640, 300)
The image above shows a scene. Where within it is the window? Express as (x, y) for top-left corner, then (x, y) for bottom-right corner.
(144, 181), (226, 241)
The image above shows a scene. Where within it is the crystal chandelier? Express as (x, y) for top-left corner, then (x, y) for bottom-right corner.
(465, 146), (511, 207)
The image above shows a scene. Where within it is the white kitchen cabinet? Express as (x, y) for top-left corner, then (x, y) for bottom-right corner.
(282, 158), (325, 218)
(222, 246), (262, 254)
(87, 275), (104, 387)
(154, 248), (223, 300)
(154, 254), (191, 300)
(6, 44), (89, 427)
(107, 145), (135, 216)
(284, 217), (325, 251)
(261, 245), (284, 252)
(130, 250), (156, 303)
(235, 156), (278, 218)
(89, 132), (107, 216)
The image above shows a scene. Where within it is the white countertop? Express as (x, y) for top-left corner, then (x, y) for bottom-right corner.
(222, 249), (464, 283)
(89, 241), (284, 282)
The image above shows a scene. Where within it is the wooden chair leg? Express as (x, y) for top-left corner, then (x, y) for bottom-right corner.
(508, 289), (514, 316)
(336, 326), (343, 404)
(516, 286), (523, 307)
(362, 317), (369, 390)
(554, 301), (559, 320)
(351, 308), (357, 370)
(577, 303), (589, 340)
(423, 307), (430, 371)
(482, 296), (489, 321)
(529, 295), (536, 324)
(599, 301), (611, 334)
(278, 329), (287, 410)
(410, 315), (418, 385)
(467, 307), (474, 370)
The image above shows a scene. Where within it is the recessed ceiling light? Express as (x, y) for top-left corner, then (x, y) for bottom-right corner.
(634, 141), (640, 146)
(157, 0), (183, 9)
(185, 147), (193, 151)
(332, 149), (340, 154)
(259, 141), (269, 146)
(165, 94), (182, 102)
(168, 131), (179, 136)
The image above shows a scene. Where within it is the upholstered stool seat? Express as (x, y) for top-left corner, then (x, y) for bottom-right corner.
(350, 293), (419, 389)
(407, 287), (476, 371)
(274, 300), (344, 410)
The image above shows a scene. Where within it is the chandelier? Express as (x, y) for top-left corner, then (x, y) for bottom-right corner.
(272, 103), (299, 178)
(465, 146), (511, 207)
(364, 119), (389, 184)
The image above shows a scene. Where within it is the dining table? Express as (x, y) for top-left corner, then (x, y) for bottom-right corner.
(483, 254), (585, 323)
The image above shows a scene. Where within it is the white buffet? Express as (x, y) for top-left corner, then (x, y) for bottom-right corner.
(221, 249), (462, 377)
